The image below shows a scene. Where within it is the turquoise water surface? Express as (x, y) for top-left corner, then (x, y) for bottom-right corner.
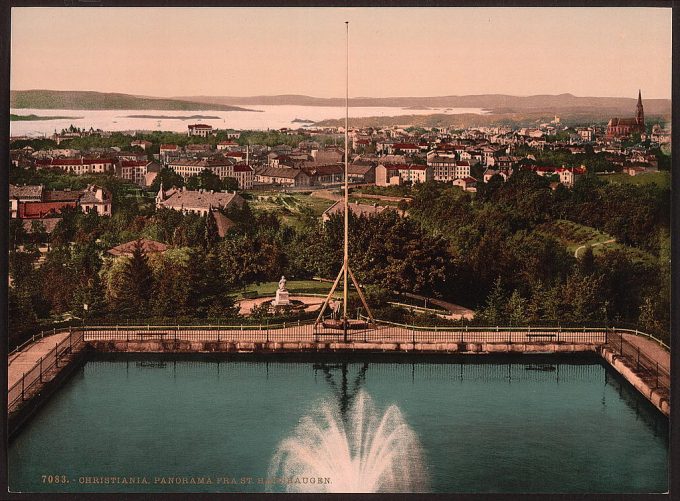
(8, 354), (668, 493)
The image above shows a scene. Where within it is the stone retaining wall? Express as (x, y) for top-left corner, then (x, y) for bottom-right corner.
(599, 346), (670, 417)
(87, 339), (600, 354)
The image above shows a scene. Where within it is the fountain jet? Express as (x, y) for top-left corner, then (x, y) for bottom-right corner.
(267, 391), (428, 493)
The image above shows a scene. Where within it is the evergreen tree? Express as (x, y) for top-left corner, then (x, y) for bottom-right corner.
(479, 278), (507, 325)
(203, 211), (220, 250)
(117, 240), (154, 318)
(505, 290), (528, 326)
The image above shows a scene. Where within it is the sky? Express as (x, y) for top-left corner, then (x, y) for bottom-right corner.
(10, 7), (672, 99)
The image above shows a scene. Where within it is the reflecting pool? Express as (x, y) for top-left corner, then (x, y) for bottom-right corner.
(8, 354), (668, 493)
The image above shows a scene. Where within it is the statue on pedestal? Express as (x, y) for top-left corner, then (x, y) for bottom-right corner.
(273, 275), (290, 306)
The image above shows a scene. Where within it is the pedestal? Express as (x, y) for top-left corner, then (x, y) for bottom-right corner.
(273, 289), (290, 306)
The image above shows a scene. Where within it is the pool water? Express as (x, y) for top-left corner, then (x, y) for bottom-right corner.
(8, 354), (669, 493)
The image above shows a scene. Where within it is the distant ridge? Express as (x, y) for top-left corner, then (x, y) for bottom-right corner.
(174, 93), (671, 116)
(10, 90), (258, 112)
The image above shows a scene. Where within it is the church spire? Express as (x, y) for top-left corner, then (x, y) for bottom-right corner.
(636, 89), (644, 127)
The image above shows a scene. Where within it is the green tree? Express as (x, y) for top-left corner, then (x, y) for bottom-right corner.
(505, 290), (528, 326)
(149, 167), (185, 192)
(111, 240), (154, 318)
(222, 177), (239, 192)
(203, 212), (220, 250)
(478, 278), (507, 325)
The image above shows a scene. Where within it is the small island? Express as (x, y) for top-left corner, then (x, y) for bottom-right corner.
(11, 113), (82, 121)
(125, 114), (221, 120)
(291, 118), (316, 123)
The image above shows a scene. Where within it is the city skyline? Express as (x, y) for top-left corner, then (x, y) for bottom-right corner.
(11, 7), (672, 100)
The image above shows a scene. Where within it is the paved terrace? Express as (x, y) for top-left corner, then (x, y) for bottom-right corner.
(8, 324), (670, 416)
(8, 331), (70, 389)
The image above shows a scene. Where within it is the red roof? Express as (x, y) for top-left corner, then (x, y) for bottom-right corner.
(81, 158), (114, 164)
(18, 201), (77, 218)
(393, 143), (420, 150)
(121, 161), (150, 167)
(160, 144), (178, 150)
(188, 124), (212, 129)
(381, 163), (428, 171)
(233, 164), (253, 172)
(51, 158), (83, 166)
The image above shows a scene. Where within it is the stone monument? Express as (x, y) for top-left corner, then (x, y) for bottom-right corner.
(273, 275), (290, 306)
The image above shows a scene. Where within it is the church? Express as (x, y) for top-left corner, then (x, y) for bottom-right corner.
(606, 91), (645, 138)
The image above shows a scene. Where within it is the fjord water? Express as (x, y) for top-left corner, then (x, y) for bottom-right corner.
(10, 105), (487, 136)
(8, 355), (668, 493)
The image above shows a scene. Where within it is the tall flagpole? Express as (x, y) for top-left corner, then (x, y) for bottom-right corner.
(313, 21), (374, 332)
(343, 21), (349, 335)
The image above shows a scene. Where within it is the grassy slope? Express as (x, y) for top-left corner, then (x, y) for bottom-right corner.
(245, 192), (335, 228)
(536, 220), (655, 264)
(599, 171), (670, 189)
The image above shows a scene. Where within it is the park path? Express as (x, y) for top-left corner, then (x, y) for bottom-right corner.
(310, 189), (341, 202)
(238, 295), (335, 315)
(399, 292), (475, 320)
(574, 239), (615, 258)
(621, 333), (670, 372)
(310, 189), (412, 204)
(8, 331), (70, 389)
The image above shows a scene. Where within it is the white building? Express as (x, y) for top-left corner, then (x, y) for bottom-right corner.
(187, 124), (213, 137)
(375, 164), (432, 186)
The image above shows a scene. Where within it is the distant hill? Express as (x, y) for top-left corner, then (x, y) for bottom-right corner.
(174, 93), (671, 116)
(313, 110), (671, 129)
(10, 90), (258, 112)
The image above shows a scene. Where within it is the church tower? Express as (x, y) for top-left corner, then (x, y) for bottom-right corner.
(636, 89), (645, 129)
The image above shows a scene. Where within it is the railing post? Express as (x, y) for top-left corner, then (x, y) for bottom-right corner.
(55, 343), (59, 367)
(656, 362), (659, 388)
(21, 373), (25, 401)
(40, 357), (43, 383)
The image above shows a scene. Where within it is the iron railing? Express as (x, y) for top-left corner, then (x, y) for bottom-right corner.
(7, 322), (669, 412)
(606, 330), (670, 396)
(72, 320), (610, 345)
(8, 329), (85, 413)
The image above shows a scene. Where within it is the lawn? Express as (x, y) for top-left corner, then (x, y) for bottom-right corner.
(600, 171), (670, 189)
(232, 279), (341, 299)
(348, 196), (401, 207)
(244, 192), (335, 226)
